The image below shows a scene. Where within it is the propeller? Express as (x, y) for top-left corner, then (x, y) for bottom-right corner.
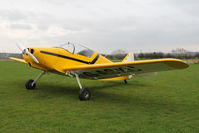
(17, 43), (39, 63)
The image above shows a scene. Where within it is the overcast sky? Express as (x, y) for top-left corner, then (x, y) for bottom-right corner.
(0, 0), (199, 53)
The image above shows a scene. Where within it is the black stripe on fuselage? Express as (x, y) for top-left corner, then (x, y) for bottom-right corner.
(40, 51), (99, 64)
(40, 51), (89, 64)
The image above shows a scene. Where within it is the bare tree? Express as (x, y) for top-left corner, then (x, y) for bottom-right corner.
(172, 48), (187, 55)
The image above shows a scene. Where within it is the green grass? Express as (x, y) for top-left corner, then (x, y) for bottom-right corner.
(0, 61), (199, 133)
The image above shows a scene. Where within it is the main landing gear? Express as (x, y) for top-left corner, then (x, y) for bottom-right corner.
(75, 74), (91, 101)
(25, 71), (46, 90)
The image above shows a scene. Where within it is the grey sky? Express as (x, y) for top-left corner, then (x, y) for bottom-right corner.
(0, 0), (199, 53)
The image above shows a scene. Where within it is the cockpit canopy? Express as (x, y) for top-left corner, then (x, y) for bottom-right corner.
(58, 42), (94, 57)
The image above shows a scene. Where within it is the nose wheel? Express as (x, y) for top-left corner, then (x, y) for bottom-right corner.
(25, 79), (36, 90)
(25, 71), (46, 90)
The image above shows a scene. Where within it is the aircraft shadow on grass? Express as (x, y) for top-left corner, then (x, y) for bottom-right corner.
(13, 79), (152, 101)
(29, 81), (159, 104)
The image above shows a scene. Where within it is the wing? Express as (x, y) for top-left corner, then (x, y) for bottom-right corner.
(64, 58), (188, 80)
(9, 57), (27, 64)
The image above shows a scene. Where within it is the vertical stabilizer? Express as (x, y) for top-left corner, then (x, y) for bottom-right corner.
(122, 52), (135, 62)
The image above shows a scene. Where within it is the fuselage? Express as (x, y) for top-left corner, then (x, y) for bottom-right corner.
(22, 47), (112, 75)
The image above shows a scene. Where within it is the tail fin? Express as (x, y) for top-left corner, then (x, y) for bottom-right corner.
(122, 52), (135, 62)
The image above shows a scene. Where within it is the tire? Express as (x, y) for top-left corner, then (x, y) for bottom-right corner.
(78, 88), (91, 101)
(25, 79), (36, 90)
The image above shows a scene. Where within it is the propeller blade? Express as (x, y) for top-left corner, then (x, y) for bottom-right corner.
(16, 43), (39, 63)
(16, 43), (26, 53)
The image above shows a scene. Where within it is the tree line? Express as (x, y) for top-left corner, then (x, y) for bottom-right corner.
(105, 48), (199, 60)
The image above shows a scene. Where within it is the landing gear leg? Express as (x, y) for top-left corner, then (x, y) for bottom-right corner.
(75, 73), (91, 101)
(124, 79), (128, 84)
(25, 71), (46, 90)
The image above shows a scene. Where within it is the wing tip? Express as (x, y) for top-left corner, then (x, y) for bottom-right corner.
(164, 59), (189, 69)
(9, 57), (27, 64)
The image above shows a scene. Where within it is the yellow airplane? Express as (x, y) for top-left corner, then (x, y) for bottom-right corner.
(10, 42), (189, 100)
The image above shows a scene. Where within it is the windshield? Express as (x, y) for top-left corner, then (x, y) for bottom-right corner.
(58, 42), (94, 57)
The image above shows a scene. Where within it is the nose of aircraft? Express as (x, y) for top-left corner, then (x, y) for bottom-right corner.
(22, 48), (39, 65)
(17, 43), (39, 63)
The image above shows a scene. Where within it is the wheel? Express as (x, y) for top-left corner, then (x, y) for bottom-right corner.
(25, 79), (36, 90)
(124, 79), (128, 84)
(78, 88), (91, 101)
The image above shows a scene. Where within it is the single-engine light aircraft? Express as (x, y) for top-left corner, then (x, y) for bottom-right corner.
(10, 42), (189, 100)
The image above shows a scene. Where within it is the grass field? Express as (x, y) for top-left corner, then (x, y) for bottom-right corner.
(0, 61), (199, 133)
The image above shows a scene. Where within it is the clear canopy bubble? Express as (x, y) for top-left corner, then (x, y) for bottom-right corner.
(58, 42), (94, 57)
